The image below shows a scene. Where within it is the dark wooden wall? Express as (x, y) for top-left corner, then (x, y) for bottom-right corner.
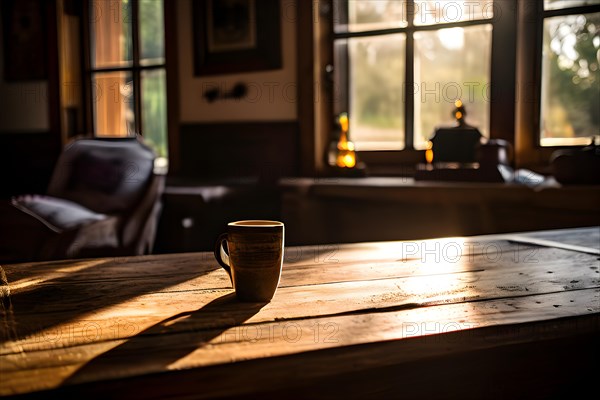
(0, 0), (61, 199)
(153, 121), (300, 253)
(178, 121), (300, 182)
(0, 133), (61, 199)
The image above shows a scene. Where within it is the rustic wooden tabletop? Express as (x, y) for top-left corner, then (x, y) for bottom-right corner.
(1, 227), (599, 399)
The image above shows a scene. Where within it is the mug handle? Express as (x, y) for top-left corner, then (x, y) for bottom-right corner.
(214, 233), (232, 281)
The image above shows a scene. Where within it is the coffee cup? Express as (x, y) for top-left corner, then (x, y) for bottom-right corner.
(214, 220), (284, 302)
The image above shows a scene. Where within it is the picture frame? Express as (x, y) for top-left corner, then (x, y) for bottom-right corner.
(193, 0), (282, 76)
(1, 0), (48, 81)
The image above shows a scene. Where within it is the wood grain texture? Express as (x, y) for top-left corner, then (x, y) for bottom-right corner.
(1, 228), (599, 398)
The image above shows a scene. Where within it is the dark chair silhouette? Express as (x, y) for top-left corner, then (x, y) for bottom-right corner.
(1, 137), (164, 262)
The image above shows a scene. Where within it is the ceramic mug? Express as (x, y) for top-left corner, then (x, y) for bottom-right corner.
(214, 220), (284, 302)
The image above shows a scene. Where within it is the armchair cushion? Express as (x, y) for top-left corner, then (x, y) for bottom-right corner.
(69, 152), (126, 194)
(12, 195), (110, 232)
(11, 195), (120, 258)
(48, 138), (155, 215)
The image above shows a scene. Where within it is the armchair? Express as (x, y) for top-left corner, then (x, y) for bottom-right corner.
(1, 137), (164, 262)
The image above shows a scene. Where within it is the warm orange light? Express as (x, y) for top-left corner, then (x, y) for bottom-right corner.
(336, 128), (356, 168)
(337, 152), (356, 168)
(339, 113), (349, 133)
(425, 140), (434, 164)
(336, 138), (356, 167)
(337, 132), (355, 151)
(335, 112), (356, 168)
(455, 111), (463, 120)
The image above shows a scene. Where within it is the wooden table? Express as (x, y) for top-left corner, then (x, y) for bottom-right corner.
(1, 227), (599, 399)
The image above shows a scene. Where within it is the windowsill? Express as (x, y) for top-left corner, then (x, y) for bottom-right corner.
(279, 176), (600, 198)
(279, 176), (600, 245)
(353, 143), (593, 176)
(279, 176), (574, 190)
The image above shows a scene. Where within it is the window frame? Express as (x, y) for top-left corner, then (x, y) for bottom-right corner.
(82, 0), (167, 139)
(331, 0), (517, 171)
(534, 1), (600, 148)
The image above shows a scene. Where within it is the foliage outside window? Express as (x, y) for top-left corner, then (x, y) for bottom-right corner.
(333, 0), (493, 151)
(540, 0), (600, 146)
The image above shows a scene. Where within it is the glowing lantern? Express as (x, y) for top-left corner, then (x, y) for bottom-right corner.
(425, 140), (434, 164)
(453, 99), (466, 125)
(335, 113), (356, 168)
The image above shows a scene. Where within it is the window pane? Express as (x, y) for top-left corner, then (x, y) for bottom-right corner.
(413, 25), (491, 149)
(344, 34), (406, 151)
(139, 0), (165, 65)
(544, 0), (600, 11)
(90, 0), (133, 68)
(540, 13), (600, 146)
(92, 72), (135, 136)
(334, 0), (407, 33)
(414, 0), (493, 26)
(141, 69), (168, 167)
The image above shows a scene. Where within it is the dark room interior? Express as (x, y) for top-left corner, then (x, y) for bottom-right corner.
(0, 0), (599, 398)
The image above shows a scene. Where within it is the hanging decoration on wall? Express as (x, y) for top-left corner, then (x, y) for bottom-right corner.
(203, 82), (248, 102)
(1, 0), (48, 81)
(193, 0), (282, 76)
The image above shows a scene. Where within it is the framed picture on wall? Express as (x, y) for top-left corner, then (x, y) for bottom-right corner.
(1, 0), (48, 81)
(193, 0), (282, 76)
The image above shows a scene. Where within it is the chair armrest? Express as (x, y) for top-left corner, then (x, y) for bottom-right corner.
(121, 174), (166, 254)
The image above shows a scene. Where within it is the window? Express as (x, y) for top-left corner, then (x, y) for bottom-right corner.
(333, 0), (494, 151)
(86, 0), (168, 169)
(539, 0), (600, 146)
